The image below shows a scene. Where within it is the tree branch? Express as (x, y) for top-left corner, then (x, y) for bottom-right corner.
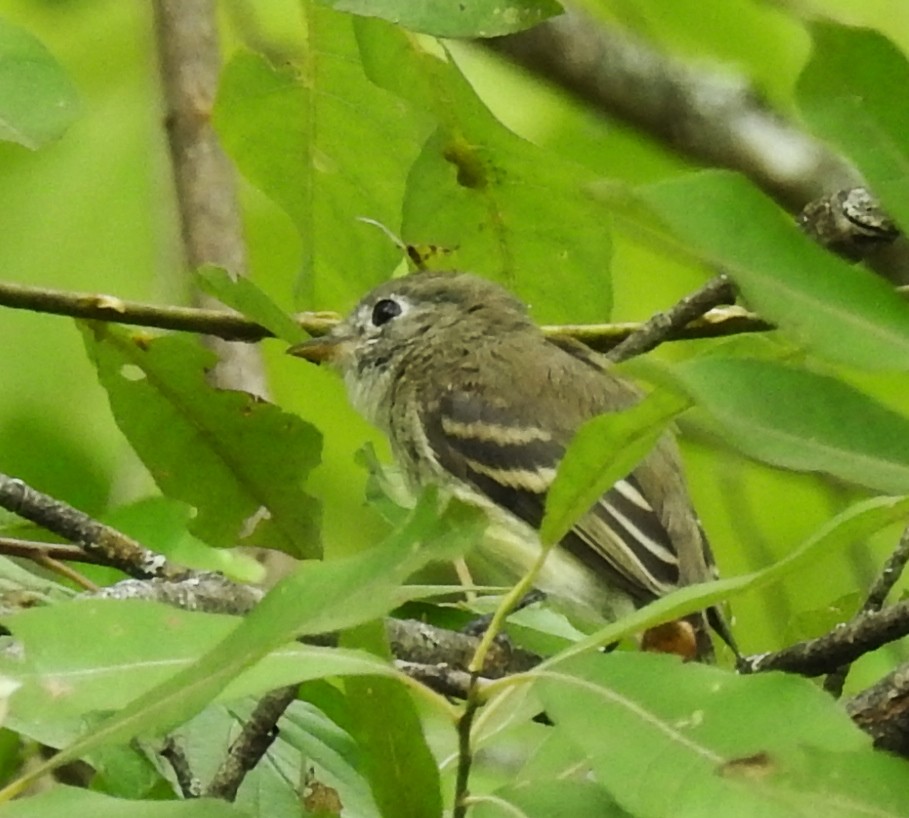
(205, 686), (298, 801)
(824, 524), (909, 696)
(153, 0), (268, 396)
(486, 9), (860, 213)
(739, 599), (909, 677)
(0, 474), (184, 581)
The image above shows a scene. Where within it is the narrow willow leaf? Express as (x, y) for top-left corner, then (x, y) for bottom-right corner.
(0, 19), (79, 148)
(675, 356), (909, 494)
(81, 322), (321, 557)
(637, 171), (909, 370)
(195, 265), (306, 344)
(319, 0), (562, 37)
(798, 22), (909, 228)
(540, 390), (688, 545)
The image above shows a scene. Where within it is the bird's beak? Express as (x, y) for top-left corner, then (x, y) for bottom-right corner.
(286, 334), (347, 365)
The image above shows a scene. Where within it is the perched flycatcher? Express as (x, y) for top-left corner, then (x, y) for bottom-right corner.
(289, 271), (733, 660)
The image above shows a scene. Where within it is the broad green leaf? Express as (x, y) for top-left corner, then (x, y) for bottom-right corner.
(637, 171), (909, 370)
(472, 780), (629, 818)
(674, 356), (909, 494)
(541, 390), (688, 545)
(319, 0), (562, 37)
(342, 621), (442, 818)
(0, 786), (246, 818)
(798, 22), (909, 228)
(356, 17), (612, 323)
(0, 19), (79, 148)
(537, 652), (909, 818)
(0, 599), (393, 734)
(195, 265), (306, 344)
(0, 494), (481, 800)
(213, 5), (431, 308)
(81, 322), (322, 557)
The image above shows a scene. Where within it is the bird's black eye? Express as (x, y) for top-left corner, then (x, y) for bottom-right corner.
(371, 298), (402, 327)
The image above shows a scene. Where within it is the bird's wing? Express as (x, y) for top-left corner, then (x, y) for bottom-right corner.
(421, 386), (681, 606)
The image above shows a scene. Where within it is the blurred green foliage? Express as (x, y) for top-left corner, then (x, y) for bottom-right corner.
(2, 0), (909, 813)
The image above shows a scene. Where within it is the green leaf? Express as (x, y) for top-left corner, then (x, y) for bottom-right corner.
(0, 494), (481, 799)
(0, 599), (394, 739)
(0, 786), (247, 817)
(213, 6), (431, 308)
(319, 0), (562, 37)
(0, 19), (79, 149)
(356, 18), (612, 323)
(636, 171), (909, 370)
(674, 356), (909, 494)
(342, 621), (442, 818)
(540, 390), (689, 545)
(537, 652), (909, 818)
(195, 265), (306, 345)
(798, 22), (909, 228)
(472, 780), (630, 818)
(81, 321), (322, 557)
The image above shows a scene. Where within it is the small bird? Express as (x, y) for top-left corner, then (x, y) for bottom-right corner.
(289, 271), (733, 660)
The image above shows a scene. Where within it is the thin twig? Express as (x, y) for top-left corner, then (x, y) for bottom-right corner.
(161, 736), (202, 798)
(0, 537), (112, 566)
(606, 274), (736, 363)
(0, 474), (184, 581)
(486, 10), (861, 213)
(0, 278), (770, 350)
(33, 556), (98, 592)
(206, 686), (298, 800)
(824, 524), (909, 697)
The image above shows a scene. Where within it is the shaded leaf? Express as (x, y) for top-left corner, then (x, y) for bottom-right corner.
(319, 0), (562, 37)
(81, 322), (321, 557)
(637, 171), (909, 370)
(0, 19), (79, 148)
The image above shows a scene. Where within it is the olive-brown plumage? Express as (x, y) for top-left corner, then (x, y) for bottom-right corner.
(290, 271), (732, 658)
